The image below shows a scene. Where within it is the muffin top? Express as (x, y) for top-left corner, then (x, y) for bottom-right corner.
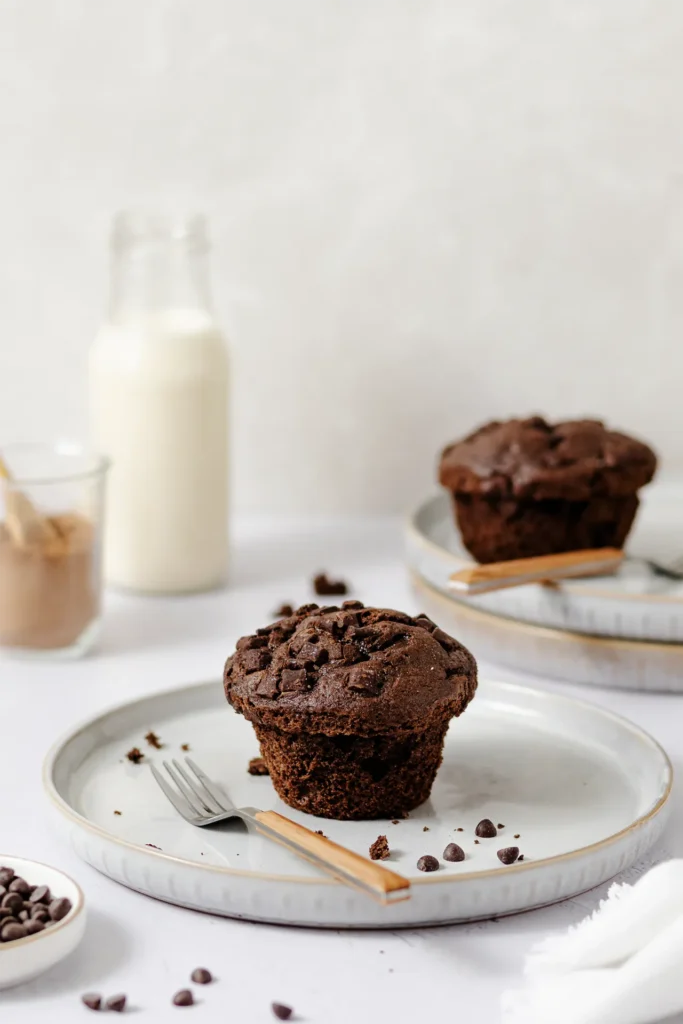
(439, 416), (657, 501)
(224, 601), (477, 736)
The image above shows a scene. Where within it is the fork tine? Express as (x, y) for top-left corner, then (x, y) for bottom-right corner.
(171, 759), (222, 815)
(150, 764), (195, 821)
(185, 757), (230, 812)
(163, 760), (205, 816)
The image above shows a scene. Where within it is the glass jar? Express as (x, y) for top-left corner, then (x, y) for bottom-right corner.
(0, 443), (109, 658)
(89, 213), (229, 594)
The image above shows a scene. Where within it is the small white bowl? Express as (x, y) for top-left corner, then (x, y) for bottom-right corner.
(0, 855), (86, 989)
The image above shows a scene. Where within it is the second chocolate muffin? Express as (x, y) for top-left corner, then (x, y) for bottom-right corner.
(224, 602), (477, 820)
(439, 417), (657, 563)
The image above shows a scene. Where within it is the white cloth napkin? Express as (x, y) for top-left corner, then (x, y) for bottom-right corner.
(502, 861), (683, 1024)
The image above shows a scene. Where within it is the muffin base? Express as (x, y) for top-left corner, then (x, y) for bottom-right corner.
(253, 721), (450, 820)
(452, 493), (640, 564)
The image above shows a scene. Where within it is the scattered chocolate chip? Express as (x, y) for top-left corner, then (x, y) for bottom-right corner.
(314, 830), (327, 838)
(191, 968), (212, 984)
(369, 835), (390, 861)
(114, 810), (122, 815)
(0, 868), (14, 887)
(514, 834), (520, 839)
(49, 897), (72, 922)
(518, 854), (525, 861)
(274, 603), (294, 618)
(423, 826), (430, 832)
(9, 877), (31, 895)
(18, 910), (29, 922)
(248, 756), (269, 776)
(443, 843), (465, 862)
(417, 855), (439, 872)
(145, 730), (163, 749)
(28, 885), (51, 904)
(391, 820), (399, 825)
(82, 994), (102, 1011)
(497, 847), (520, 865)
(475, 818), (497, 838)
(106, 994), (127, 1012)
(145, 843), (161, 850)
(313, 572), (348, 596)
(474, 839), (480, 844)
(181, 744), (190, 752)
(1, 922), (26, 941)
(272, 1004), (293, 1020)
(456, 827), (464, 832)
(125, 747), (144, 764)
(173, 989), (194, 1006)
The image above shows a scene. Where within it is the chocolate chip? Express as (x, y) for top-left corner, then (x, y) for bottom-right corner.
(254, 676), (279, 698)
(443, 843), (465, 862)
(0, 868), (14, 887)
(518, 854), (525, 861)
(271, 1004), (293, 1020)
(0, 906), (14, 920)
(475, 818), (497, 838)
(497, 847), (520, 865)
(236, 634), (268, 650)
(313, 572), (348, 596)
(1, 922), (27, 941)
(274, 603), (294, 618)
(327, 641), (344, 660)
(191, 968), (212, 984)
(248, 756), (269, 776)
(417, 855), (439, 872)
(514, 834), (520, 839)
(369, 836), (390, 861)
(49, 897), (72, 921)
(114, 810), (122, 815)
(474, 839), (479, 844)
(432, 627), (456, 650)
(280, 668), (308, 693)
(24, 918), (45, 935)
(145, 730), (163, 749)
(18, 910), (28, 922)
(173, 989), (194, 1006)
(81, 993), (102, 1011)
(423, 826), (430, 832)
(318, 605), (339, 613)
(9, 877), (30, 896)
(106, 994), (127, 1012)
(243, 648), (271, 673)
(1, 892), (23, 913)
(456, 827), (464, 832)
(298, 641), (327, 665)
(28, 885), (51, 904)
(314, 830), (327, 837)
(497, 823), (505, 829)
(295, 603), (319, 616)
(342, 600), (364, 609)
(348, 663), (382, 694)
(414, 615), (436, 632)
(31, 906), (50, 922)
(125, 747), (144, 763)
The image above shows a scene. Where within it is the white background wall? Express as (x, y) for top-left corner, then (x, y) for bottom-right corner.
(0, 1), (681, 513)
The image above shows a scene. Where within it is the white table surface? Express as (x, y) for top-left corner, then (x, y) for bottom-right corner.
(2, 516), (682, 1024)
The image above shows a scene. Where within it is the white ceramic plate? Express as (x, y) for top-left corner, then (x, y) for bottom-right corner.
(44, 679), (671, 929)
(406, 483), (683, 642)
(0, 856), (86, 989)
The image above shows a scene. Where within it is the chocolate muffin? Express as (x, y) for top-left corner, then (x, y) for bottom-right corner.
(224, 602), (477, 820)
(439, 416), (657, 563)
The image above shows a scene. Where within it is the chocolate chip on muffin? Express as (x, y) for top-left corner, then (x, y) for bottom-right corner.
(439, 417), (657, 563)
(224, 603), (477, 820)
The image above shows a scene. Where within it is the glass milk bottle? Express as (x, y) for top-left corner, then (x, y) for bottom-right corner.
(89, 212), (229, 593)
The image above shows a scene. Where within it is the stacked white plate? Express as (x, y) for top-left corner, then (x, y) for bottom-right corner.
(406, 482), (683, 691)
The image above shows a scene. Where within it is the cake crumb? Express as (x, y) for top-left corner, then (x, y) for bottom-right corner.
(248, 756), (269, 776)
(369, 835), (390, 861)
(113, 810), (122, 816)
(145, 843), (161, 850)
(125, 747), (144, 764)
(514, 834), (520, 839)
(145, 730), (163, 749)
(391, 820), (400, 825)
(314, 830), (327, 838)
(423, 826), (430, 832)
(274, 603), (294, 618)
(181, 743), (190, 752)
(474, 839), (480, 844)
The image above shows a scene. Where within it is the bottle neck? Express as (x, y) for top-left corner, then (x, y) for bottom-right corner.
(106, 213), (213, 322)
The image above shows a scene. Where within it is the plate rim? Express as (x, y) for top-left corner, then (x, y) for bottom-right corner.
(43, 678), (674, 889)
(407, 491), (683, 608)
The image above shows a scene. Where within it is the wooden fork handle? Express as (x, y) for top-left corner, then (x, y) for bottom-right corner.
(253, 810), (411, 905)
(449, 547), (624, 595)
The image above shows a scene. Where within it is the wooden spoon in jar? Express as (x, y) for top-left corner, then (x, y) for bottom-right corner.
(0, 454), (58, 547)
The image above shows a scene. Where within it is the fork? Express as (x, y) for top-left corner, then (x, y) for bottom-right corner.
(150, 756), (411, 905)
